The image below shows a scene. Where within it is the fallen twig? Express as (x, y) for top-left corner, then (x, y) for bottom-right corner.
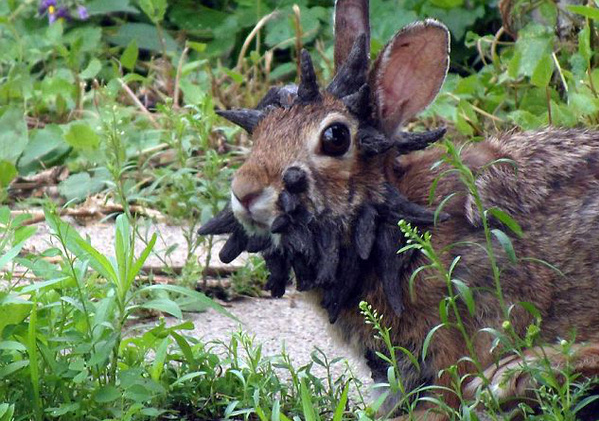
(10, 203), (167, 226)
(173, 45), (190, 108)
(118, 78), (161, 129)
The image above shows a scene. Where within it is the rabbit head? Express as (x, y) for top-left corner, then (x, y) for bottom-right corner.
(199, 1), (451, 322)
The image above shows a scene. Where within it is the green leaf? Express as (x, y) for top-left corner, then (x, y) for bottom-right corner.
(87, 0), (139, 14)
(170, 371), (205, 388)
(179, 79), (204, 105)
(428, 4), (485, 40)
(255, 406), (268, 421)
(0, 294), (31, 336)
(531, 54), (554, 88)
(268, 62), (295, 81)
(187, 41), (206, 53)
(108, 23), (178, 53)
(94, 385), (121, 403)
(18, 125), (70, 174)
(138, 284), (236, 320)
(121, 39), (139, 71)
(0, 360), (29, 379)
(332, 383), (349, 421)
(0, 341), (27, 352)
(0, 403), (14, 421)
(57, 172), (107, 202)
(0, 161), (16, 189)
(574, 394), (599, 414)
(265, 6), (326, 48)
(538, 2), (558, 27)
(578, 24), (592, 65)
(45, 208), (117, 283)
(568, 91), (599, 117)
(300, 378), (318, 421)
(139, 0), (167, 23)
(26, 298), (40, 413)
(0, 107), (28, 164)
(80, 58), (102, 79)
(430, 0), (463, 8)
(422, 324), (445, 361)
(140, 298), (183, 319)
(515, 301), (541, 319)
(74, 234), (118, 283)
(0, 243), (23, 270)
(127, 233), (156, 290)
(64, 123), (100, 151)
(18, 277), (70, 294)
(434, 192), (458, 225)
(487, 208), (523, 238)
(491, 229), (517, 264)
(508, 109), (546, 130)
(124, 383), (155, 402)
(514, 24), (554, 78)
(170, 332), (196, 367)
(150, 337), (170, 381)
(567, 5), (599, 20)
(45, 403), (80, 417)
(222, 68), (243, 84)
(451, 278), (476, 316)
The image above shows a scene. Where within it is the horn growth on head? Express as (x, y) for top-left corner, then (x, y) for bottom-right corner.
(297, 50), (321, 103)
(215, 109), (264, 134)
(327, 33), (369, 99)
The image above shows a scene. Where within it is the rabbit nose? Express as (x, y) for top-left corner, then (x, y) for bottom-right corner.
(232, 178), (264, 211)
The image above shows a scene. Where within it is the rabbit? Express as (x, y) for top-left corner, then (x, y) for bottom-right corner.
(198, 0), (599, 419)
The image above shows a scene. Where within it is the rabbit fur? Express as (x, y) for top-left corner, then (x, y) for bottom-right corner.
(199, 0), (599, 418)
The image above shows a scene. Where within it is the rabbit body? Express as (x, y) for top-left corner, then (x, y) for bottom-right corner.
(201, 0), (599, 416)
(328, 127), (599, 410)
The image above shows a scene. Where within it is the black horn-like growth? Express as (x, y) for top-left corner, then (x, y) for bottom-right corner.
(341, 84), (371, 119)
(395, 127), (447, 155)
(297, 50), (321, 103)
(215, 108), (264, 134)
(327, 33), (369, 98)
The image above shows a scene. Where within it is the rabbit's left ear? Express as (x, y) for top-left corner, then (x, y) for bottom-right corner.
(334, 0), (370, 72)
(371, 19), (450, 136)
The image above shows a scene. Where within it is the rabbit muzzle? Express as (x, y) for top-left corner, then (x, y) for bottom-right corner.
(230, 183), (278, 235)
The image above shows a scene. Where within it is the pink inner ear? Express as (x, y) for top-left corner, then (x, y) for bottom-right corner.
(375, 24), (449, 135)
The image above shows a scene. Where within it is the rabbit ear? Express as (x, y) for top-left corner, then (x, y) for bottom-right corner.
(334, 0), (370, 72)
(371, 19), (450, 136)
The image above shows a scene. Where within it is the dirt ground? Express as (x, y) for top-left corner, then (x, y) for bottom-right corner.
(21, 217), (369, 383)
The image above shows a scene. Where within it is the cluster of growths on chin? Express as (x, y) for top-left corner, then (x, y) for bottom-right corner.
(198, 165), (448, 323)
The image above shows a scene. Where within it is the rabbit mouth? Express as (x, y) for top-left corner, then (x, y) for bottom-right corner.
(230, 188), (277, 235)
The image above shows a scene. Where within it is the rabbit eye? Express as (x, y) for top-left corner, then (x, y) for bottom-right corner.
(320, 123), (351, 156)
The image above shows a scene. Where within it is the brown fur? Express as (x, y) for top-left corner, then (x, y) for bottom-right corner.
(332, 127), (599, 417)
(230, 87), (599, 416)
(214, 9), (599, 417)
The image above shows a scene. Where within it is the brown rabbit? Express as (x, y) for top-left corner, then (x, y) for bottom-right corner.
(199, 0), (599, 418)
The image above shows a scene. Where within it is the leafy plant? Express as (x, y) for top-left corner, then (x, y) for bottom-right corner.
(0, 208), (230, 420)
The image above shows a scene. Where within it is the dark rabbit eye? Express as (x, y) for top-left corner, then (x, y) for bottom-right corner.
(320, 123), (351, 156)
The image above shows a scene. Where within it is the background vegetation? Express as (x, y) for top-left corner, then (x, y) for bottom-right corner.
(1, 0), (599, 419)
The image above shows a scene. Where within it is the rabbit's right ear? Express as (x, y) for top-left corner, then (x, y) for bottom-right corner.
(334, 0), (370, 72)
(371, 20), (450, 136)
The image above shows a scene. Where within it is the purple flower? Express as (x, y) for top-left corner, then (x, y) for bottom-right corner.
(38, 0), (56, 14)
(55, 6), (70, 21)
(77, 5), (89, 20)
